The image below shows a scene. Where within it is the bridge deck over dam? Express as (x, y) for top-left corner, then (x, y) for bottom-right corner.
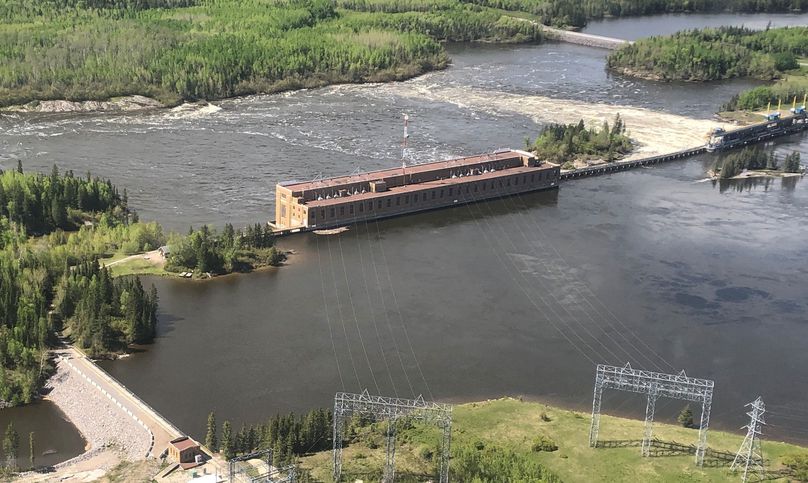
(560, 146), (707, 180)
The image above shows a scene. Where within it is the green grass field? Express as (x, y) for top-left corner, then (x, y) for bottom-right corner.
(301, 398), (808, 482)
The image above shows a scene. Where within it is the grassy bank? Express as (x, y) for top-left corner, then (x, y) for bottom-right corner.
(299, 398), (808, 482)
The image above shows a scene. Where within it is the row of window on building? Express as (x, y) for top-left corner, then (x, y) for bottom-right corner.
(309, 170), (555, 222)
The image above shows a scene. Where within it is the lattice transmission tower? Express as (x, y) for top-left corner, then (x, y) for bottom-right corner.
(731, 397), (766, 483)
(333, 390), (452, 483)
(588, 362), (715, 466)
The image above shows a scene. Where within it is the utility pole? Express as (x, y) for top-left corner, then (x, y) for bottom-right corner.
(731, 397), (766, 483)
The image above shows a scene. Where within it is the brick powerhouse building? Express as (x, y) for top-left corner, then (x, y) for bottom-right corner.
(274, 149), (559, 230)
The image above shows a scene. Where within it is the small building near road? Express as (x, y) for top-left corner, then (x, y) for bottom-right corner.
(168, 436), (204, 469)
(158, 245), (171, 258)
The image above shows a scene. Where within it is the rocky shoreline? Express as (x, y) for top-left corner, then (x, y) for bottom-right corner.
(2, 95), (164, 113)
(43, 353), (151, 465)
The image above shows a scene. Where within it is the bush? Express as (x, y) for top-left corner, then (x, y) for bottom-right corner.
(531, 435), (558, 452)
(782, 453), (808, 480)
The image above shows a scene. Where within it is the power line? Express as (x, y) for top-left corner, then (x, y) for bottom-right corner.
(353, 221), (398, 397)
(493, 189), (674, 372)
(326, 235), (362, 389)
(460, 186), (631, 365)
(336, 232), (381, 395)
(374, 221), (435, 400)
(367, 219), (416, 397)
(454, 188), (601, 365)
(315, 233), (345, 391)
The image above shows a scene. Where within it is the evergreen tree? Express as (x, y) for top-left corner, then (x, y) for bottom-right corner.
(222, 420), (234, 460)
(206, 411), (218, 452)
(678, 405), (694, 428)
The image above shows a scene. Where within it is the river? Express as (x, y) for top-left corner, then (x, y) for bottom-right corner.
(2, 12), (808, 463)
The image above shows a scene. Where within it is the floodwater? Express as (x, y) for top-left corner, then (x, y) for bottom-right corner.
(2, 12), (808, 460)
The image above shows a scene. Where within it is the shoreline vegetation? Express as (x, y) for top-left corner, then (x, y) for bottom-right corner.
(709, 146), (803, 179)
(1, 2), (807, 112)
(607, 26), (808, 82)
(606, 26), (808, 119)
(528, 115), (633, 170)
(200, 397), (808, 483)
(0, 163), (284, 408)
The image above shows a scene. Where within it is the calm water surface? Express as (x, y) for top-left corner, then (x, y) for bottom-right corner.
(583, 12), (808, 40)
(0, 400), (86, 467)
(2, 12), (808, 460)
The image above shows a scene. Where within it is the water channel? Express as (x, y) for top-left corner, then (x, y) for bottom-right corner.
(2, 12), (807, 462)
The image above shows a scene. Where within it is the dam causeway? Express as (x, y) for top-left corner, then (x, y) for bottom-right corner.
(560, 146), (707, 180)
(540, 25), (632, 50)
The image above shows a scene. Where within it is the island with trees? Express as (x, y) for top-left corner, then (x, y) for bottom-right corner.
(2, 0), (806, 110)
(606, 26), (808, 121)
(607, 26), (808, 82)
(527, 115), (633, 170)
(710, 146), (803, 179)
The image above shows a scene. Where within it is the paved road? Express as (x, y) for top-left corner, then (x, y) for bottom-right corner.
(59, 347), (182, 457)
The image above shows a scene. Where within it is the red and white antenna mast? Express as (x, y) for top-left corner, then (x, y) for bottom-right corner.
(402, 113), (409, 185)
(402, 113), (409, 168)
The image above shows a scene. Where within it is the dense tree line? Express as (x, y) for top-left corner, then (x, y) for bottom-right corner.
(714, 146), (802, 178)
(722, 77), (808, 111)
(165, 222), (284, 274)
(205, 409), (332, 465)
(0, 0), (447, 107)
(0, 164), (128, 236)
(53, 260), (158, 353)
(607, 26), (808, 81)
(529, 115), (632, 166)
(3, 0), (805, 106)
(0, 165), (158, 406)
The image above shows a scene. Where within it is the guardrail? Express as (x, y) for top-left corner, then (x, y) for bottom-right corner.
(69, 346), (185, 445)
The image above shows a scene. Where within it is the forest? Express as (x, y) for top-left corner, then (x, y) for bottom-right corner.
(205, 408), (333, 468)
(528, 115), (632, 168)
(0, 165), (159, 406)
(2, 0), (807, 107)
(607, 26), (808, 81)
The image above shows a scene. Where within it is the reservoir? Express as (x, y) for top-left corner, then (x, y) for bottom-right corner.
(2, 12), (808, 459)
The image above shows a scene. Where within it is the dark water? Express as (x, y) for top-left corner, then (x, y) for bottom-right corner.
(2, 12), (808, 460)
(0, 400), (86, 468)
(583, 12), (808, 40)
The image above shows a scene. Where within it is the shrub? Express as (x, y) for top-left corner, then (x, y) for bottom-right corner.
(531, 435), (558, 452)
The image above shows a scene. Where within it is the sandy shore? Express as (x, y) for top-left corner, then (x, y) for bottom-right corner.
(19, 353), (152, 482)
